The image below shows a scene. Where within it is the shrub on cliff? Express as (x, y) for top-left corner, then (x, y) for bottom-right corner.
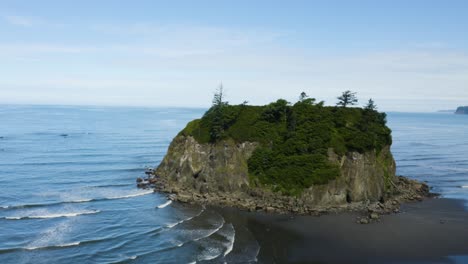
(180, 91), (392, 195)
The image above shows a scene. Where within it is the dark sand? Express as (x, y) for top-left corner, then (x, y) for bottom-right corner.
(216, 198), (468, 264)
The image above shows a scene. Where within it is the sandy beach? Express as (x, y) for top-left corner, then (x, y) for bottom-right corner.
(216, 198), (468, 264)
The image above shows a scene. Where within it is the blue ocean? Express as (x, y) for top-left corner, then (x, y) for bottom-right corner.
(0, 105), (467, 263)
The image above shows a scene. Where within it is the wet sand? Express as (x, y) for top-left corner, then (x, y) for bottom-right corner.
(216, 198), (468, 264)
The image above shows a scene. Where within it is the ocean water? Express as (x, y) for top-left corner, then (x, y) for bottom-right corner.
(0, 105), (467, 263)
(388, 112), (468, 201)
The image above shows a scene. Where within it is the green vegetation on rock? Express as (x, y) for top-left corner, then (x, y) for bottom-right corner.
(180, 90), (392, 195)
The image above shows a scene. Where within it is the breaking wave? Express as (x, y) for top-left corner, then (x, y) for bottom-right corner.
(1, 190), (154, 210)
(25, 242), (81, 250)
(157, 200), (172, 209)
(165, 208), (205, 229)
(2, 210), (100, 220)
(220, 224), (236, 257)
(0, 236), (113, 253)
(194, 219), (225, 242)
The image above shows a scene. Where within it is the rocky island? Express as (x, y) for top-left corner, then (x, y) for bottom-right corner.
(145, 90), (432, 222)
(455, 106), (468, 114)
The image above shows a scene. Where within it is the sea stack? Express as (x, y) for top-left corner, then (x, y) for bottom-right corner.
(150, 95), (431, 215)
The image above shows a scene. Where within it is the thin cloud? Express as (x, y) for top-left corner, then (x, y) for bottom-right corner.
(0, 22), (282, 58)
(91, 23), (284, 54)
(0, 44), (97, 55)
(2, 48), (467, 111)
(3, 15), (35, 27)
(2, 14), (65, 28)
(1, 18), (466, 111)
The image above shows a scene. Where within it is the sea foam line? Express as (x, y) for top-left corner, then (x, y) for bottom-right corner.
(157, 200), (172, 209)
(0, 235), (116, 253)
(166, 220), (184, 228)
(1, 190), (154, 209)
(0, 241), (81, 253)
(165, 207), (205, 229)
(3, 210), (100, 220)
(194, 219), (225, 242)
(106, 190), (154, 200)
(199, 251), (222, 262)
(222, 224), (236, 257)
(26, 241), (81, 250)
(196, 240), (226, 262)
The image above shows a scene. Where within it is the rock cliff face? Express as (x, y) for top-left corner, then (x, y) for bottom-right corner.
(155, 135), (258, 194)
(301, 147), (395, 206)
(455, 106), (468, 114)
(154, 134), (400, 210)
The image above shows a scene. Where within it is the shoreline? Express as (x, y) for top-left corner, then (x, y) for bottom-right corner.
(215, 197), (468, 263)
(141, 174), (434, 223)
(140, 171), (468, 263)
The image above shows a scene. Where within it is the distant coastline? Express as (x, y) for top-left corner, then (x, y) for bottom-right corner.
(455, 106), (468, 115)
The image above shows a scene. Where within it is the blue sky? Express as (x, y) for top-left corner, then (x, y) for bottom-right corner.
(1, 0), (467, 111)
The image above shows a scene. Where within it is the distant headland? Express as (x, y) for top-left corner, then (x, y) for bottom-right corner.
(455, 106), (468, 114)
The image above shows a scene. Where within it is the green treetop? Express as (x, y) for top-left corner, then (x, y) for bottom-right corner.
(337, 90), (358, 107)
(181, 90), (392, 195)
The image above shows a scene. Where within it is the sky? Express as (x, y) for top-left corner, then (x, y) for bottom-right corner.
(1, 0), (467, 112)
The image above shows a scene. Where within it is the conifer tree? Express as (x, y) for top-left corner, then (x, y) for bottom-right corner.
(337, 90), (358, 107)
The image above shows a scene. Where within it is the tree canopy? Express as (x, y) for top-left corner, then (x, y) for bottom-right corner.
(181, 90), (391, 195)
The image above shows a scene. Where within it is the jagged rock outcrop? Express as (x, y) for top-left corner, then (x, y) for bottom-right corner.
(155, 135), (258, 194)
(300, 147), (395, 206)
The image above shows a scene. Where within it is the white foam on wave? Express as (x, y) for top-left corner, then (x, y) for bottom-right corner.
(190, 207), (205, 219)
(254, 245), (260, 262)
(195, 222), (235, 260)
(194, 219), (225, 242)
(221, 224), (236, 257)
(224, 240), (234, 257)
(165, 207), (205, 228)
(461, 185), (468, 188)
(166, 221), (183, 228)
(71, 189), (154, 202)
(4, 210), (100, 220)
(0, 200), (89, 210)
(2, 190), (154, 210)
(71, 199), (93, 203)
(197, 247), (223, 262)
(25, 241), (80, 250)
(107, 190), (154, 200)
(4, 216), (21, 220)
(157, 200), (172, 209)
(16, 218), (76, 263)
